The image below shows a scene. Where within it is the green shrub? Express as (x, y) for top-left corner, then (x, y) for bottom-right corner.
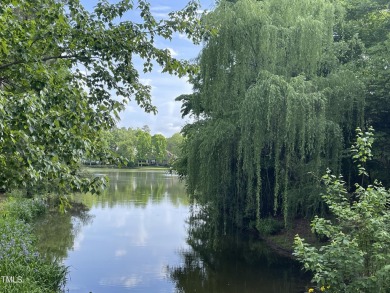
(293, 128), (390, 292)
(256, 217), (284, 236)
(2, 197), (47, 222)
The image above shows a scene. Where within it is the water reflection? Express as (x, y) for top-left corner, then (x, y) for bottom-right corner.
(168, 208), (309, 293)
(34, 169), (308, 292)
(34, 203), (94, 262)
(81, 169), (188, 209)
(61, 169), (189, 293)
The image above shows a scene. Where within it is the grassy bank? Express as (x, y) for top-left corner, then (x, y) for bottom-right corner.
(0, 193), (67, 292)
(262, 218), (320, 258)
(251, 217), (320, 259)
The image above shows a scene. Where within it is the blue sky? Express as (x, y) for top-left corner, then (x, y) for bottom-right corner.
(81, 1), (216, 137)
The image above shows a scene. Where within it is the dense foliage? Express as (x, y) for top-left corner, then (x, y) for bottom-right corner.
(0, 0), (208, 196)
(176, 0), (390, 234)
(177, 0), (367, 231)
(294, 128), (390, 292)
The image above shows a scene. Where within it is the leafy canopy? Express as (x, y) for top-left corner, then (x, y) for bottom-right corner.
(0, 0), (209, 195)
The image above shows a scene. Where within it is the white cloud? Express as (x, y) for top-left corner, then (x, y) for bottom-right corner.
(167, 47), (178, 57)
(117, 74), (193, 137)
(164, 100), (176, 116)
(150, 5), (171, 12)
(115, 249), (127, 257)
(112, 213), (128, 228)
(133, 212), (148, 246)
(139, 78), (153, 86)
(99, 275), (142, 288)
(123, 105), (136, 113)
(73, 232), (85, 251)
(152, 12), (169, 18)
(150, 5), (171, 19)
(178, 33), (192, 42)
(123, 276), (142, 287)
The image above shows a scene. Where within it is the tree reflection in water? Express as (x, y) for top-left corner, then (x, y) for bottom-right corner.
(168, 206), (309, 293)
(33, 202), (94, 262)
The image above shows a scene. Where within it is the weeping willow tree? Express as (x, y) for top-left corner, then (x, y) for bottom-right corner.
(177, 0), (365, 232)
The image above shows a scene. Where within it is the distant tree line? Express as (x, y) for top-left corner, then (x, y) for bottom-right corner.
(86, 126), (184, 167)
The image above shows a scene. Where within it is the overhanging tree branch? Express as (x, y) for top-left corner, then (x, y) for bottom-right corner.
(0, 54), (86, 71)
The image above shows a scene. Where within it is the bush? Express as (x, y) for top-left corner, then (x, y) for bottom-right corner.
(293, 128), (390, 292)
(0, 198), (67, 292)
(256, 217), (284, 236)
(1, 197), (47, 222)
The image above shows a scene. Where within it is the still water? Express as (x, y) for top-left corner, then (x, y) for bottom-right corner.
(35, 169), (308, 293)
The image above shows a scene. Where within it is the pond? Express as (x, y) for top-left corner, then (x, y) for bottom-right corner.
(35, 168), (309, 293)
